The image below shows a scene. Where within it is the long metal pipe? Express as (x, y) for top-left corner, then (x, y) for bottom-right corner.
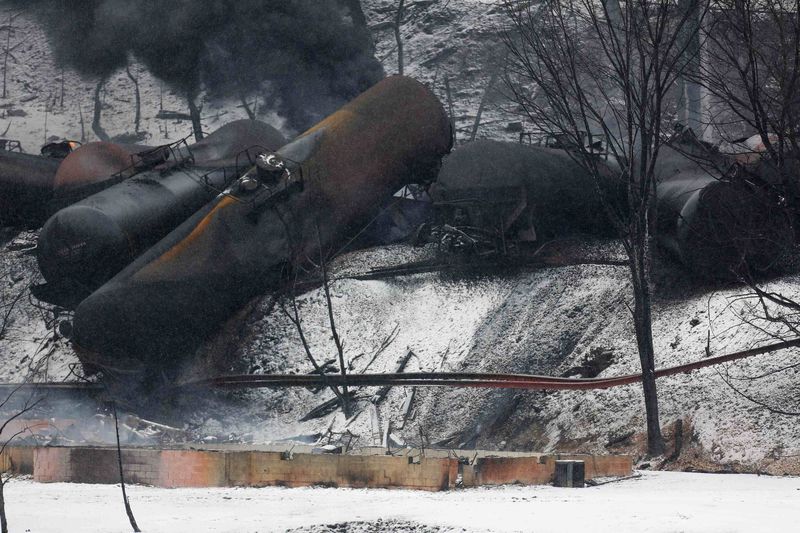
(182, 338), (800, 391)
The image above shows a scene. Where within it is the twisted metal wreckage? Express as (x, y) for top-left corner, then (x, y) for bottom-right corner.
(0, 75), (796, 391)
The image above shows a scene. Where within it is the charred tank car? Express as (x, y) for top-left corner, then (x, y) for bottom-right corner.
(0, 141), (156, 227)
(0, 150), (62, 226)
(428, 139), (623, 252)
(655, 130), (793, 279)
(72, 76), (452, 375)
(35, 120), (287, 303)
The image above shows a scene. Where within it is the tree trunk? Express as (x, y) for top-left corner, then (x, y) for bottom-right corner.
(112, 403), (141, 533)
(92, 78), (110, 141)
(2, 14), (11, 100)
(0, 477), (7, 533)
(395, 0), (406, 76)
(78, 101), (86, 143)
(471, 70), (497, 141)
(444, 74), (456, 145)
(126, 65), (141, 133)
(187, 93), (203, 141)
(629, 236), (665, 456)
(239, 93), (255, 120)
(681, 0), (703, 133)
(43, 103), (48, 144)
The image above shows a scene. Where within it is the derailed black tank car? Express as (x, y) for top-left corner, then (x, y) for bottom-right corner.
(429, 139), (623, 243)
(72, 76), (452, 374)
(36, 120), (286, 297)
(0, 150), (62, 226)
(655, 133), (793, 279)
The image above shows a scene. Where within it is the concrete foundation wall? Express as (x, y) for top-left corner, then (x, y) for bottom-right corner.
(19, 446), (630, 491)
(0, 446), (34, 475)
(462, 453), (633, 487)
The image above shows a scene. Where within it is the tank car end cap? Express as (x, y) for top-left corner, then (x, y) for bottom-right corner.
(30, 280), (92, 310)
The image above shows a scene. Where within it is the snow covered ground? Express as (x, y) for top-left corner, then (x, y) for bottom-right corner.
(5, 471), (799, 532)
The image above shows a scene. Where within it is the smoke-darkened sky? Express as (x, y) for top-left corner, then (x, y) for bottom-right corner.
(15, 0), (384, 131)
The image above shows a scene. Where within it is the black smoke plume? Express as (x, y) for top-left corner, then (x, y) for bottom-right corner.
(15, 0), (384, 132)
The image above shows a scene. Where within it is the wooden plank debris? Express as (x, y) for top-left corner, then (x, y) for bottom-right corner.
(371, 349), (414, 405)
(396, 387), (416, 429)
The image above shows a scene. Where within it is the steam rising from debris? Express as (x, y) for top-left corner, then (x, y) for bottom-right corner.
(15, 0), (384, 131)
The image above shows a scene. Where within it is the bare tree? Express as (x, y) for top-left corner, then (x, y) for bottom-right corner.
(187, 92), (204, 141)
(92, 77), (110, 141)
(0, 11), (19, 100)
(43, 96), (49, 145)
(502, 0), (707, 455)
(239, 93), (256, 120)
(470, 48), (505, 141)
(0, 382), (42, 533)
(695, 0), (800, 213)
(125, 64), (141, 133)
(317, 232), (352, 417)
(282, 249), (354, 416)
(395, 0), (406, 76)
(0, 292), (46, 533)
(444, 73), (456, 145)
(59, 66), (65, 109)
(711, 282), (800, 416)
(689, 1), (800, 415)
(282, 274), (350, 415)
(111, 402), (140, 533)
(78, 100), (86, 143)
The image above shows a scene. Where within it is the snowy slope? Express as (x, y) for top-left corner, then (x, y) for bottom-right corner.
(188, 241), (800, 475)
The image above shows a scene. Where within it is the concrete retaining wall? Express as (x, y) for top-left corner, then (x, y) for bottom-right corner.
(29, 447), (459, 491)
(462, 453), (633, 487)
(0, 446), (34, 475)
(6, 446), (631, 491)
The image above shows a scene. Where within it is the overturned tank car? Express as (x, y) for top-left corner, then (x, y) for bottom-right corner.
(72, 76), (452, 374)
(0, 150), (63, 226)
(35, 120), (287, 303)
(428, 139), (623, 252)
(655, 131), (793, 279)
(0, 141), (156, 227)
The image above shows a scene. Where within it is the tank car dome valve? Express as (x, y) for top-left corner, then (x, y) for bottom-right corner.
(256, 153), (288, 185)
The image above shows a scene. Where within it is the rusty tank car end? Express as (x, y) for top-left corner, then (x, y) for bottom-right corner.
(0, 141), (153, 227)
(72, 75), (452, 375)
(34, 120), (287, 305)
